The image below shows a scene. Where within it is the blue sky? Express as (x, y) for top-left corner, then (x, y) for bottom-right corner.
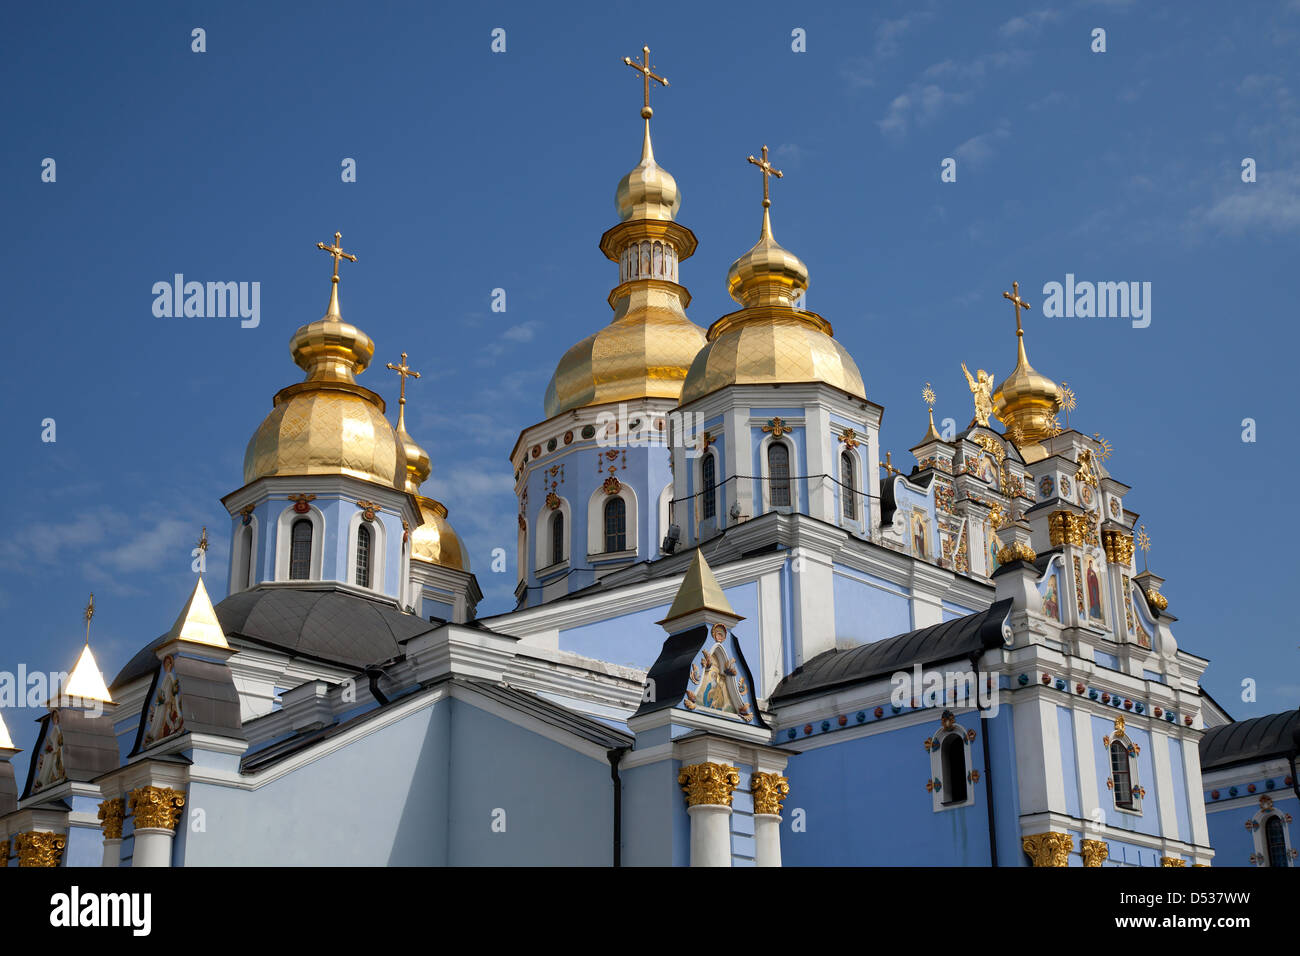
(2, 1), (1296, 776)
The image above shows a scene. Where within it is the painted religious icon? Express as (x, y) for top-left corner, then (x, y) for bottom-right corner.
(1041, 572), (1060, 622)
(1086, 556), (1104, 621)
(911, 510), (929, 558)
(697, 651), (735, 714)
(975, 454), (997, 485)
(32, 710), (66, 793)
(987, 530), (1000, 573)
(143, 654), (184, 746)
(1039, 475), (1054, 498)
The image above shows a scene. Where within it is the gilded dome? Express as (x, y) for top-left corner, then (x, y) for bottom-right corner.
(680, 201), (864, 405)
(410, 496), (469, 570)
(243, 260), (407, 489)
(993, 333), (1063, 449)
(544, 116), (706, 419)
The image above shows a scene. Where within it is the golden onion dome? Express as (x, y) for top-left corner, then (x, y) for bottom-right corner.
(992, 330), (1063, 449)
(243, 244), (407, 489)
(680, 189), (865, 405)
(410, 496), (469, 571)
(544, 114), (706, 419)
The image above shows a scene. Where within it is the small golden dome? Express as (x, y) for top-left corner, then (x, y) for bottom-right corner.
(395, 409), (431, 494)
(993, 333), (1063, 446)
(615, 121), (680, 222)
(727, 209), (809, 309)
(243, 241), (407, 489)
(410, 495), (469, 571)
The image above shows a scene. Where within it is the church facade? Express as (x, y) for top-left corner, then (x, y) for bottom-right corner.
(1, 49), (1294, 868)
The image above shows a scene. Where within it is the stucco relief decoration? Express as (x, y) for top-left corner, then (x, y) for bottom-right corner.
(761, 417), (789, 437)
(356, 499), (379, 522)
(289, 493), (316, 514)
(839, 427), (860, 450)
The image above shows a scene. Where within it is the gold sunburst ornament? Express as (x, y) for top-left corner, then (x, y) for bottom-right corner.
(1093, 432), (1112, 462)
(1136, 525), (1151, 572)
(923, 382), (936, 409)
(1060, 382), (1077, 428)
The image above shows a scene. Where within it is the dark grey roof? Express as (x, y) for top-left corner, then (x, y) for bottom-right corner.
(1199, 709), (1300, 772)
(240, 677), (631, 774)
(131, 655), (245, 755)
(771, 599), (1013, 703)
(113, 585), (437, 689)
(23, 707), (120, 799)
(0, 762), (17, 816)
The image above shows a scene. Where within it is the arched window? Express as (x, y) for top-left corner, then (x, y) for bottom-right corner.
(768, 443), (791, 508)
(1266, 815), (1288, 867)
(551, 510), (565, 566)
(1110, 740), (1134, 809)
(941, 735), (967, 805)
(841, 450), (856, 520)
(237, 525), (253, 590)
(701, 453), (717, 521)
(355, 524), (372, 588)
(604, 497), (627, 552)
(289, 518), (313, 580)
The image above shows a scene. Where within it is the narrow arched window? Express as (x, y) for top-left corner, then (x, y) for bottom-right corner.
(1265, 815), (1288, 867)
(701, 454), (717, 521)
(941, 735), (967, 804)
(289, 518), (312, 580)
(355, 524), (372, 588)
(237, 525), (253, 590)
(841, 450), (857, 520)
(551, 510), (564, 566)
(1111, 740), (1134, 808)
(604, 497), (627, 552)
(768, 443), (791, 508)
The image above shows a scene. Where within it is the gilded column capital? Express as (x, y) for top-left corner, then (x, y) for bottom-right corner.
(678, 762), (740, 808)
(1022, 831), (1073, 867)
(996, 541), (1037, 565)
(1081, 839), (1109, 867)
(98, 797), (126, 840)
(0, 839), (9, 867)
(751, 772), (790, 815)
(129, 785), (186, 831)
(1048, 510), (1089, 548)
(1160, 856), (1186, 867)
(1102, 529), (1134, 566)
(15, 830), (67, 867)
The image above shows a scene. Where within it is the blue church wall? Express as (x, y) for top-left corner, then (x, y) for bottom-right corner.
(559, 581), (760, 673)
(779, 715), (993, 866)
(831, 564), (913, 646)
(1204, 789), (1296, 868)
(943, 600), (977, 621)
(63, 794), (103, 867)
(1089, 714), (1161, 838)
(179, 703), (451, 865)
(732, 762), (756, 866)
(446, 698), (612, 865)
(621, 758), (690, 866)
(983, 704), (1024, 865)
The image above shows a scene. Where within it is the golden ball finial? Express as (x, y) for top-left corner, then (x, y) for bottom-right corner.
(641, 105), (653, 119)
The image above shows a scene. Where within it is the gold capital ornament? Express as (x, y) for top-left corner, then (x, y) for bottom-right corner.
(1081, 839), (1109, 867)
(678, 762), (740, 808)
(129, 785), (186, 831)
(1022, 831), (1072, 867)
(98, 797), (126, 840)
(0, 839), (8, 867)
(751, 772), (791, 816)
(15, 830), (67, 867)
(1160, 856), (1186, 867)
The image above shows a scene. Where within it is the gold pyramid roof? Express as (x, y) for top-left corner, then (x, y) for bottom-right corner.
(161, 577), (230, 649)
(658, 550), (740, 625)
(63, 644), (113, 704)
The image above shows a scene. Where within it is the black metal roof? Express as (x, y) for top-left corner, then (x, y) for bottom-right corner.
(113, 585), (437, 689)
(1199, 709), (1300, 772)
(130, 655), (245, 755)
(0, 763), (17, 816)
(771, 599), (1013, 703)
(23, 707), (120, 799)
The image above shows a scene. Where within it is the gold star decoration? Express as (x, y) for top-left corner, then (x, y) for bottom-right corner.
(922, 382), (936, 410)
(1136, 525), (1151, 572)
(1060, 382), (1077, 429)
(1093, 433), (1113, 462)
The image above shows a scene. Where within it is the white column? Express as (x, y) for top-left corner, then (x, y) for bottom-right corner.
(128, 786), (184, 868)
(687, 805), (732, 867)
(101, 838), (122, 868)
(754, 814), (782, 867)
(133, 829), (174, 867)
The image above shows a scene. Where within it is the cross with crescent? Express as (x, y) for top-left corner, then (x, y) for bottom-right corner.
(386, 352), (421, 406)
(1002, 280), (1031, 336)
(747, 144), (783, 208)
(317, 231), (358, 283)
(623, 45), (668, 118)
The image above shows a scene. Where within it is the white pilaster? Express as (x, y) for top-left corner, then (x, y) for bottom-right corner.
(754, 813), (782, 867)
(688, 804), (733, 867)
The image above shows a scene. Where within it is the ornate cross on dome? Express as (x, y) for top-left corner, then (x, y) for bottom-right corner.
(316, 231), (358, 284)
(83, 592), (94, 643)
(1002, 280), (1031, 336)
(386, 352), (421, 406)
(747, 145), (783, 208)
(623, 45), (668, 118)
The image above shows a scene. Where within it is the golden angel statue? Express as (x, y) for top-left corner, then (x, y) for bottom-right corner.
(961, 362), (996, 428)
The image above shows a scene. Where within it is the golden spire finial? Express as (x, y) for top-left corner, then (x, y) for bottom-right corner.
(385, 351), (422, 430)
(195, 526), (209, 555)
(747, 145), (784, 239)
(920, 383), (942, 443)
(1003, 280), (1031, 337)
(83, 593), (94, 644)
(316, 231), (358, 317)
(1137, 525), (1151, 572)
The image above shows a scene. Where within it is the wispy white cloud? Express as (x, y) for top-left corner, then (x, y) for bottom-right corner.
(953, 120), (1011, 167)
(999, 9), (1061, 37)
(1198, 166), (1300, 233)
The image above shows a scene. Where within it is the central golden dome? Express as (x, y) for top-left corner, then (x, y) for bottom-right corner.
(243, 253), (407, 489)
(543, 116), (706, 419)
(681, 203), (865, 405)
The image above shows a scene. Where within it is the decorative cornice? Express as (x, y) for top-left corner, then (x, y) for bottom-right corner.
(1081, 839), (1109, 866)
(678, 761), (740, 808)
(751, 771), (790, 815)
(15, 830), (66, 867)
(98, 797), (126, 840)
(129, 785), (185, 832)
(1023, 831), (1072, 867)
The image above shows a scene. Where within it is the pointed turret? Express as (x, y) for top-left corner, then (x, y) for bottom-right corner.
(159, 577), (229, 650)
(658, 550), (743, 633)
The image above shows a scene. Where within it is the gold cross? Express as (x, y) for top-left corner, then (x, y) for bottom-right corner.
(316, 231), (357, 283)
(747, 145), (783, 208)
(1002, 280), (1031, 336)
(880, 451), (900, 477)
(623, 45), (668, 118)
(84, 593), (94, 643)
(196, 526), (209, 553)
(386, 351), (421, 406)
